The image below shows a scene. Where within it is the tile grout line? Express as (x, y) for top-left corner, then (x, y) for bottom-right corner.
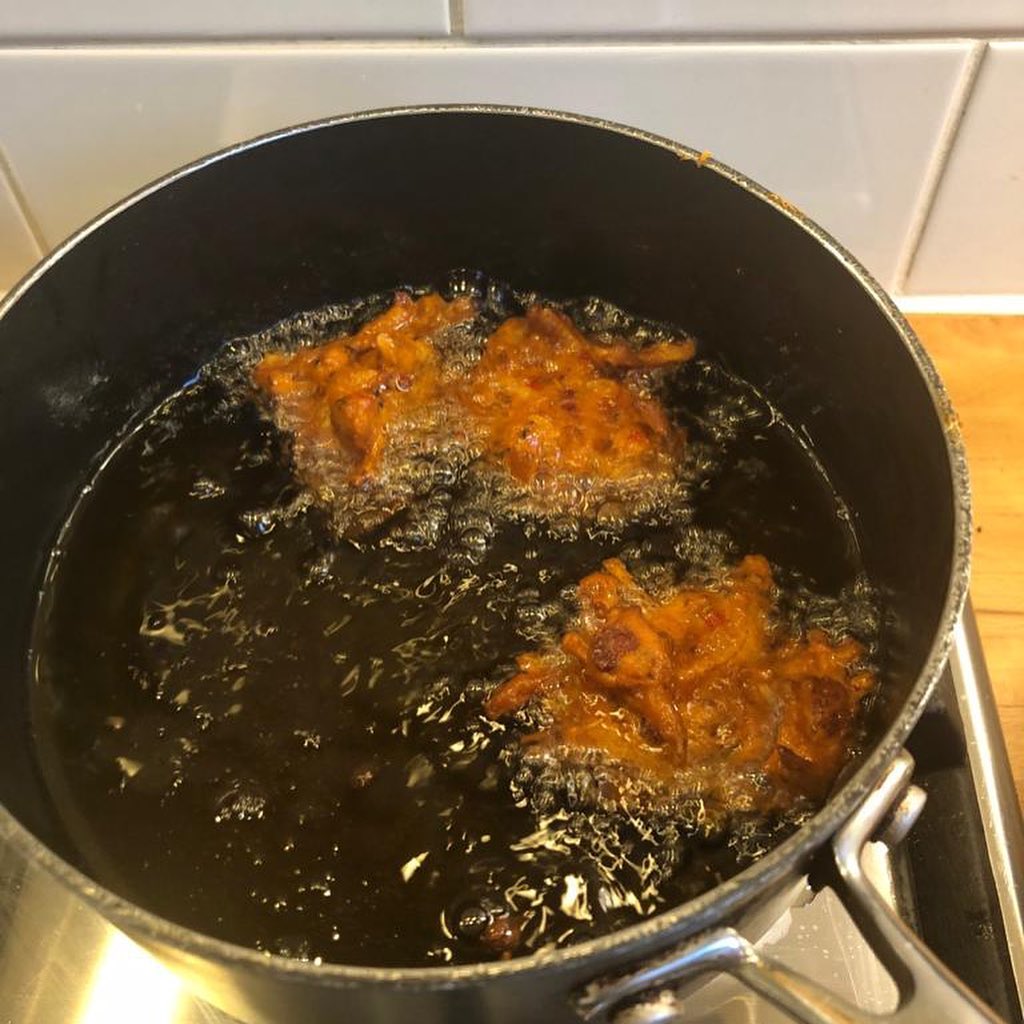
(0, 146), (48, 256)
(448, 0), (465, 37)
(0, 35), (999, 51)
(892, 39), (988, 294)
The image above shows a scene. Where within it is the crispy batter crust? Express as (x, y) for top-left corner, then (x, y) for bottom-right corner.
(486, 556), (875, 813)
(459, 306), (694, 490)
(253, 292), (475, 486)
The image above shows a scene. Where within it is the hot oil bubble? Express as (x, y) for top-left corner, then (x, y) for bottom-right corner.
(455, 903), (491, 939)
(449, 507), (495, 564)
(190, 476), (226, 500)
(240, 509), (276, 539)
(511, 588), (564, 645)
(671, 524), (735, 579)
(458, 527), (490, 562)
(302, 550), (335, 586)
(483, 280), (520, 322)
(443, 268), (488, 301)
(214, 780), (270, 824)
(273, 936), (313, 962)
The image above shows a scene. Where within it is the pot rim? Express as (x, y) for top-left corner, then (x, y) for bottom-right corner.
(0, 103), (971, 988)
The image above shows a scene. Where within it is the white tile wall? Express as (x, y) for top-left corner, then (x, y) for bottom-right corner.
(0, 1), (450, 39)
(0, 51), (232, 247)
(907, 42), (1024, 295)
(463, 0), (1024, 38)
(0, 154), (42, 292)
(0, 42), (972, 293)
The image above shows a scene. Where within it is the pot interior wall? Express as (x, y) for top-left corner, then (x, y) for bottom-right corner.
(0, 111), (955, 865)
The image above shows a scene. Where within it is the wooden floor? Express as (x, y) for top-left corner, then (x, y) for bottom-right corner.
(908, 315), (1024, 811)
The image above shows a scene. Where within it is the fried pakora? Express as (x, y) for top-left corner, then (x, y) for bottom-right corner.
(486, 556), (874, 815)
(459, 306), (694, 500)
(254, 295), (694, 524)
(253, 291), (474, 489)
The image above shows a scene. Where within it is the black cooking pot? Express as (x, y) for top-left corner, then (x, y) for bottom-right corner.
(0, 107), (993, 1024)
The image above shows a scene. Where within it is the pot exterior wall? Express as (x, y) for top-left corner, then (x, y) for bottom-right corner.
(139, 872), (810, 1024)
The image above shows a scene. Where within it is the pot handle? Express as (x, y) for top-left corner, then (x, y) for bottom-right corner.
(575, 750), (1004, 1024)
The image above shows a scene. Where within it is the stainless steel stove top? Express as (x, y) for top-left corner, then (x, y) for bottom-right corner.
(2, 604), (1021, 1024)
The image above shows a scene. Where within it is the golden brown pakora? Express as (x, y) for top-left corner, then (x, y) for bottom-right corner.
(253, 291), (474, 488)
(459, 306), (694, 498)
(254, 296), (694, 521)
(486, 556), (875, 815)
